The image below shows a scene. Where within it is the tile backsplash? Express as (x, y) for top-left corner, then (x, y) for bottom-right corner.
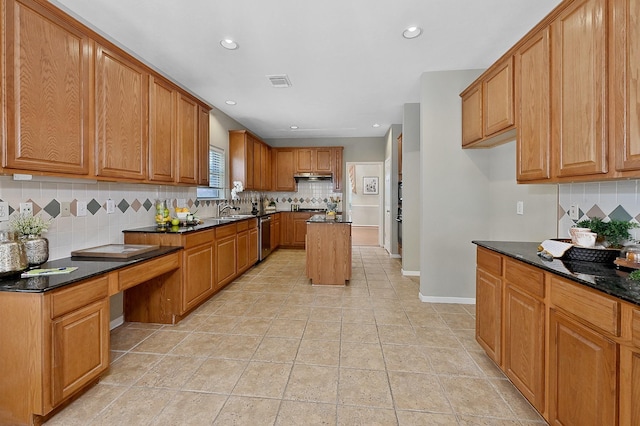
(0, 177), (342, 261)
(558, 180), (640, 243)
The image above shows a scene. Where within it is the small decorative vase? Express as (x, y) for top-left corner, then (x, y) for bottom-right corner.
(22, 234), (49, 267)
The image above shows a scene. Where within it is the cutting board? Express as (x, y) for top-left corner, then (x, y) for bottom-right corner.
(71, 244), (160, 259)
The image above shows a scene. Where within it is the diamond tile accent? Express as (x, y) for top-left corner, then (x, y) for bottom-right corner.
(609, 205), (633, 222)
(142, 199), (153, 211)
(586, 205), (606, 219)
(117, 199), (130, 213)
(87, 199), (102, 215)
(43, 200), (60, 218)
(131, 199), (142, 212)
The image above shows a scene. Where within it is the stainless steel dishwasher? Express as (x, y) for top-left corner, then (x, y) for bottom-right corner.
(259, 215), (272, 261)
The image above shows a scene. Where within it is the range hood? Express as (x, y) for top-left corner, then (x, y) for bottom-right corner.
(293, 172), (333, 181)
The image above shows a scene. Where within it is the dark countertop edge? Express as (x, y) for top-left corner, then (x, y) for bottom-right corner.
(473, 241), (640, 307)
(0, 246), (182, 293)
(306, 214), (352, 224)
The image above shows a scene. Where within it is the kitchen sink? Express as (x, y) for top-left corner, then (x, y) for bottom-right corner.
(223, 214), (256, 219)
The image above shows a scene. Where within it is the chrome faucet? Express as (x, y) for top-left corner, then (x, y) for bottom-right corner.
(218, 203), (239, 217)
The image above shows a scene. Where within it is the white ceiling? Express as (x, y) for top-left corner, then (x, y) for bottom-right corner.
(50, 0), (562, 140)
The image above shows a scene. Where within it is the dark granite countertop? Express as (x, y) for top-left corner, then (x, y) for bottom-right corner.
(0, 246), (182, 293)
(307, 214), (352, 224)
(473, 241), (640, 306)
(123, 216), (258, 234)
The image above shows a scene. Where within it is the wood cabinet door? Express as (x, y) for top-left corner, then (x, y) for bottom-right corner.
(612, 0), (640, 172)
(271, 215), (281, 250)
(198, 105), (210, 186)
(316, 148), (332, 172)
(261, 144), (271, 191)
(619, 345), (640, 426)
(237, 230), (249, 274)
(182, 243), (214, 313)
(461, 84), (483, 146)
(176, 92), (199, 184)
(515, 27), (551, 181)
(504, 283), (545, 413)
(274, 149), (296, 191)
(475, 268), (502, 364)
(551, 0), (608, 178)
(215, 235), (237, 289)
(51, 298), (109, 405)
(548, 309), (617, 426)
(4, 0), (91, 175)
(249, 137), (265, 191)
(292, 213), (312, 248)
(333, 147), (343, 191)
(483, 57), (514, 136)
(295, 148), (314, 172)
(148, 76), (175, 182)
(249, 227), (258, 265)
(95, 44), (148, 180)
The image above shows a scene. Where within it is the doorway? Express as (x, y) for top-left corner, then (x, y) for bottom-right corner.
(345, 162), (384, 246)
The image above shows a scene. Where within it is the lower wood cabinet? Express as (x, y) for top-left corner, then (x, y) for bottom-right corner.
(280, 212), (315, 248)
(181, 240), (214, 313)
(215, 224), (238, 289)
(548, 308), (617, 426)
(249, 224), (259, 265)
(237, 225), (250, 274)
(270, 213), (281, 250)
(475, 246), (639, 425)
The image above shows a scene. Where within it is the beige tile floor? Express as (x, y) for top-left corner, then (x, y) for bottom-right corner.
(45, 247), (547, 425)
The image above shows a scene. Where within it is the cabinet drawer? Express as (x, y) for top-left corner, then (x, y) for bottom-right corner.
(477, 247), (502, 276)
(215, 223), (237, 239)
(50, 277), (109, 319)
(633, 308), (640, 348)
(505, 259), (545, 298)
(248, 218), (258, 229)
(550, 276), (620, 336)
(184, 230), (214, 249)
(118, 252), (180, 291)
(236, 220), (249, 232)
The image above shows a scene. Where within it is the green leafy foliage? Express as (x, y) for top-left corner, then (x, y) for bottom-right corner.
(628, 270), (640, 281)
(576, 217), (638, 248)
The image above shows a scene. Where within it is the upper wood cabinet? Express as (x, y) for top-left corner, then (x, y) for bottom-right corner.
(95, 44), (148, 180)
(176, 93), (199, 184)
(3, 0), (91, 175)
(515, 27), (551, 181)
(333, 147), (344, 192)
(461, 57), (516, 148)
(198, 105), (210, 186)
(273, 148), (296, 191)
(612, 0), (640, 173)
(1, 0), (211, 184)
(229, 130), (271, 191)
(295, 147), (334, 174)
(552, 0), (608, 178)
(148, 76), (176, 183)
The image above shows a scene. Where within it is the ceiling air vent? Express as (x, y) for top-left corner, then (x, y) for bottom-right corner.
(266, 74), (292, 88)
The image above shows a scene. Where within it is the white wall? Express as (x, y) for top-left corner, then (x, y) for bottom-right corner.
(419, 70), (557, 303)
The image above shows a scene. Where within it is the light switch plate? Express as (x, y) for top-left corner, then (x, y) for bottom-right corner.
(20, 202), (33, 216)
(516, 201), (524, 215)
(569, 204), (579, 220)
(77, 201), (87, 217)
(106, 199), (115, 214)
(61, 201), (71, 217)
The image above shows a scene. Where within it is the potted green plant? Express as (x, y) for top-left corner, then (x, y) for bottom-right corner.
(576, 217), (638, 249)
(10, 214), (51, 266)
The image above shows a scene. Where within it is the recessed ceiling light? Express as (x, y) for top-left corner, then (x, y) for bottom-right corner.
(225, 100), (237, 105)
(290, 125), (299, 130)
(372, 123), (381, 128)
(402, 26), (422, 39)
(220, 38), (239, 50)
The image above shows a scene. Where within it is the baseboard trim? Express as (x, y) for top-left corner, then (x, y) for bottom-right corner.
(389, 254), (401, 259)
(401, 269), (420, 276)
(419, 294), (476, 304)
(110, 316), (124, 330)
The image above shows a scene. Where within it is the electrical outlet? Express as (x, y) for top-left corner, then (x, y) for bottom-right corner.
(569, 204), (579, 220)
(20, 202), (33, 216)
(516, 201), (524, 215)
(77, 201), (87, 217)
(61, 201), (71, 217)
(0, 202), (8, 221)
(106, 199), (115, 214)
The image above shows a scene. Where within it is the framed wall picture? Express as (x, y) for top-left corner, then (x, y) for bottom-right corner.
(363, 176), (379, 195)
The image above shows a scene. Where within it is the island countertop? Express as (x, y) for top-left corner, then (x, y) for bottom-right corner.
(473, 240), (640, 306)
(307, 214), (352, 223)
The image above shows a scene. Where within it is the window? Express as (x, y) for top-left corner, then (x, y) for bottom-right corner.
(196, 146), (225, 199)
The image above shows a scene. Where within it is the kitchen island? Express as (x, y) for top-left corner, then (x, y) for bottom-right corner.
(305, 214), (352, 285)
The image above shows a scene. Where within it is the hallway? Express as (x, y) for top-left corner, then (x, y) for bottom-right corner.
(45, 247), (545, 425)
